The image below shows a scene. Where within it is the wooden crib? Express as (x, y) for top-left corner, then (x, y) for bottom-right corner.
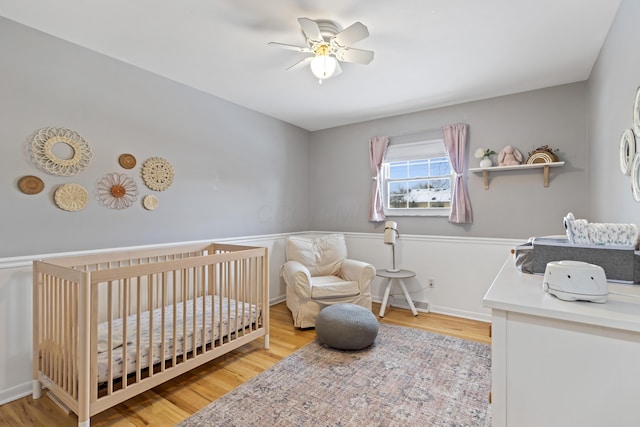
(32, 242), (269, 427)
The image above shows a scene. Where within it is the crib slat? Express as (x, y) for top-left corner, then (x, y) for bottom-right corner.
(107, 281), (114, 395)
(200, 265), (206, 355)
(122, 278), (129, 391)
(136, 277), (142, 383)
(148, 273), (154, 379)
(63, 281), (70, 393)
(90, 276), (99, 404)
(160, 271), (167, 373)
(172, 271), (178, 366)
(218, 263), (224, 344)
(191, 266), (197, 358)
(182, 268), (188, 361)
(72, 283), (78, 399)
(226, 255), (232, 340)
(77, 271), (91, 426)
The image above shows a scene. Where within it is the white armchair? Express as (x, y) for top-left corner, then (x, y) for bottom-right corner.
(281, 233), (376, 328)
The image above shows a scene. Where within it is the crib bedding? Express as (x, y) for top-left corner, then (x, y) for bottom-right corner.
(96, 295), (258, 384)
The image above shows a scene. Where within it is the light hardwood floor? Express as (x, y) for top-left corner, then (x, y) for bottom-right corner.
(0, 302), (491, 426)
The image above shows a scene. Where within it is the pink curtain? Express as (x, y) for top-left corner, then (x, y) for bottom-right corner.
(442, 123), (473, 224)
(369, 136), (390, 222)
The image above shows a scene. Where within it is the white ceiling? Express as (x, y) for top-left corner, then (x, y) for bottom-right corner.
(0, 0), (621, 131)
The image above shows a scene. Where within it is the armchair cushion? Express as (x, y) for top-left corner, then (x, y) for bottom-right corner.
(286, 234), (347, 276)
(310, 276), (361, 300)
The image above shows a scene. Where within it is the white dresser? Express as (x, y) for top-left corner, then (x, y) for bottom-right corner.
(483, 257), (640, 427)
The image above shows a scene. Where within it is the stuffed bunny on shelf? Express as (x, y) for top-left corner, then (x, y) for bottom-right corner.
(497, 145), (523, 166)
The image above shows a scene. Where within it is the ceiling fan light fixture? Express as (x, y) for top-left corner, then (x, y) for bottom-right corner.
(310, 44), (337, 81)
(269, 18), (373, 84)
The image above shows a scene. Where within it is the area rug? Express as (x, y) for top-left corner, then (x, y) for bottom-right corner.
(179, 323), (491, 427)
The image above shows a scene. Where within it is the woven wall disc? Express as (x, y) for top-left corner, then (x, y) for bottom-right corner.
(118, 153), (137, 169)
(31, 127), (92, 176)
(141, 157), (174, 191)
(54, 183), (88, 211)
(634, 86), (640, 137)
(143, 194), (159, 210)
(620, 129), (636, 175)
(18, 175), (45, 195)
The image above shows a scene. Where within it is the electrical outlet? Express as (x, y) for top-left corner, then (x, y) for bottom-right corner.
(428, 278), (434, 288)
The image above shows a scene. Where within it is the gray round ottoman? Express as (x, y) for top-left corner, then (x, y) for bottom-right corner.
(315, 303), (379, 350)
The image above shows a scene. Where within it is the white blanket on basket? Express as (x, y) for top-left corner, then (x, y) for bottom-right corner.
(96, 295), (258, 384)
(564, 212), (639, 247)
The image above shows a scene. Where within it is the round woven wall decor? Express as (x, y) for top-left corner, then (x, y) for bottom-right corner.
(17, 175), (45, 195)
(96, 172), (139, 210)
(31, 127), (93, 176)
(141, 157), (174, 191)
(143, 194), (159, 210)
(118, 153), (137, 169)
(54, 183), (88, 211)
(620, 128), (636, 176)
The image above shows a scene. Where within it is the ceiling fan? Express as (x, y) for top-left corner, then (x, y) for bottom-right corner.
(268, 17), (374, 84)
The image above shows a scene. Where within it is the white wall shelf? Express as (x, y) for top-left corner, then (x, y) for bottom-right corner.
(469, 161), (565, 189)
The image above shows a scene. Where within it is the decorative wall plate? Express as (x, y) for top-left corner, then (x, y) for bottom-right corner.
(619, 128), (636, 175)
(96, 172), (138, 210)
(54, 183), (88, 211)
(118, 153), (137, 169)
(31, 127), (92, 176)
(632, 154), (640, 202)
(634, 86), (640, 137)
(18, 175), (44, 195)
(143, 194), (159, 210)
(141, 157), (174, 191)
(632, 153), (640, 203)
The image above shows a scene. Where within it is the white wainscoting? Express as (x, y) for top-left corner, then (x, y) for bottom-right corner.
(344, 233), (520, 321)
(0, 232), (521, 404)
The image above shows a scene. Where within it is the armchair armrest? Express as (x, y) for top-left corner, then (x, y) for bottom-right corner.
(281, 260), (313, 298)
(340, 259), (376, 292)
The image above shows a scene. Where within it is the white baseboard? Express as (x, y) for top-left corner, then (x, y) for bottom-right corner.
(427, 305), (491, 323)
(373, 296), (491, 324)
(0, 381), (33, 406)
(269, 295), (286, 305)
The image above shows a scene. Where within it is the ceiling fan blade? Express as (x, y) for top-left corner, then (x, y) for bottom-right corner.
(335, 47), (374, 65)
(298, 17), (323, 43)
(286, 56), (313, 71)
(332, 61), (343, 78)
(330, 22), (369, 47)
(268, 42), (312, 53)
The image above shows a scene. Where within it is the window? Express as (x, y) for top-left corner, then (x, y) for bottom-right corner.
(382, 139), (452, 216)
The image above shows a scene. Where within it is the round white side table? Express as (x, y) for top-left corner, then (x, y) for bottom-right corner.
(376, 269), (418, 317)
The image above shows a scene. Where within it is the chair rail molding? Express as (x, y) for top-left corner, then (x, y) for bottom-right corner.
(0, 230), (521, 404)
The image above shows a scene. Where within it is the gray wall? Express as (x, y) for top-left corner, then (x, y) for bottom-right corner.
(0, 17), (311, 258)
(588, 0), (640, 224)
(309, 83), (589, 239)
(6, 0), (633, 258)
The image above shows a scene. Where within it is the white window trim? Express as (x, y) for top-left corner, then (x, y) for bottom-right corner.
(382, 138), (452, 217)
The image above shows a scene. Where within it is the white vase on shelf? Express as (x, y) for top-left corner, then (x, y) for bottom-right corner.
(480, 157), (493, 168)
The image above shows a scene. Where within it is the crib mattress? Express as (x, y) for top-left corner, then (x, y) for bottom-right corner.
(96, 295), (258, 384)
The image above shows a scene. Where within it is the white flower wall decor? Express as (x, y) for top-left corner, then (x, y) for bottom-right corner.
(96, 173), (139, 210)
